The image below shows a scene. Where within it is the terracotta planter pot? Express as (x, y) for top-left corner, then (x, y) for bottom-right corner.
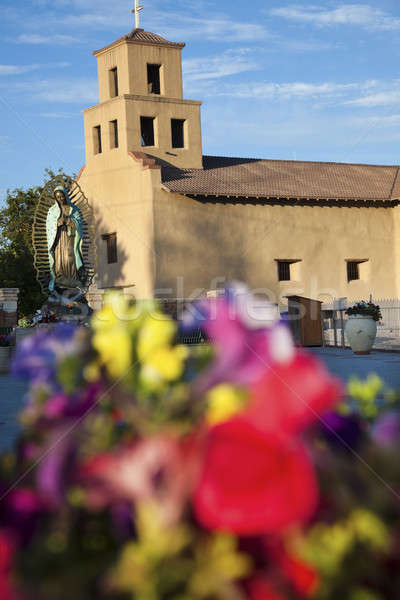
(0, 346), (11, 374)
(345, 315), (377, 355)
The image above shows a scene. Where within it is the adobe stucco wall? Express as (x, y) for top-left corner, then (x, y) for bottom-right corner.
(152, 190), (398, 303)
(77, 154), (157, 298)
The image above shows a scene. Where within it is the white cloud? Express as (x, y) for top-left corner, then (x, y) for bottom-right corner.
(25, 1), (270, 43)
(0, 64), (40, 75)
(5, 78), (98, 104)
(32, 79), (98, 104)
(164, 17), (269, 42)
(270, 4), (400, 30)
(214, 80), (361, 100)
(183, 50), (259, 82)
(15, 33), (81, 45)
(346, 91), (400, 107)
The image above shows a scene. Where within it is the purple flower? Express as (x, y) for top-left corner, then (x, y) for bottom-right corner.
(372, 412), (400, 448)
(36, 425), (77, 508)
(183, 284), (294, 393)
(0, 487), (44, 544)
(321, 411), (363, 450)
(11, 324), (78, 386)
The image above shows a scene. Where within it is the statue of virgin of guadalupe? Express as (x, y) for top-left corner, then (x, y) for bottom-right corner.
(46, 186), (86, 292)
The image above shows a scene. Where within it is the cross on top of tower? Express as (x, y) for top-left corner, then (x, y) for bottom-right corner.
(132, 0), (144, 29)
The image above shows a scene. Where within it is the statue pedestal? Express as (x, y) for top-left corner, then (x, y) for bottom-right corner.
(41, 293), (92, 325)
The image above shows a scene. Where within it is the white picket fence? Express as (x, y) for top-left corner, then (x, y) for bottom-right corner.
(321, 298), (400, 351)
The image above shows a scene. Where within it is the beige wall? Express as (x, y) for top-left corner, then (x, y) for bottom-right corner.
(77, 154), (158, 298)
(95, 42), (184, 102)
(152, 190), (398, 303)
(86, 40), (202, 170)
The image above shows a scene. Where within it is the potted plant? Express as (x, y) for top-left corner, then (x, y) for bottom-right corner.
(0, 333), (12, 374)
(345, 300), (382, 354)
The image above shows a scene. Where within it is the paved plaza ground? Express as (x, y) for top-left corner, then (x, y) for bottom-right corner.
(0, 347), (399, 453)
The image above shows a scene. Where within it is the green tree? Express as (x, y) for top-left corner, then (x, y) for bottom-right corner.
(0, 170), (73, 316)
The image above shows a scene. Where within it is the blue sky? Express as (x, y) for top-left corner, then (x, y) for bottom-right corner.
(2, 0), (400, 202)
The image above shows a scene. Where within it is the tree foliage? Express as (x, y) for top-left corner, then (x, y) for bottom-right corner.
(0, 169), (72, 316)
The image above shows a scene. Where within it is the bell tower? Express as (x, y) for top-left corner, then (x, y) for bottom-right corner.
(82, 14), (203, 170)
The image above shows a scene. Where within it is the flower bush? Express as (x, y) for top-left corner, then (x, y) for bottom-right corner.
(1, 286), (400, 599)
(346, 301), (382, 322)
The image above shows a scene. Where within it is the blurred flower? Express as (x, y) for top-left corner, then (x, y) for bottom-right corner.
(0, 531), (17, 600)
(81, 435), (201, 525)
(267, 539), (319, 598)
(12, 324), (78, 387)
(92, 296), (133, 379)
(247, 352), (341, 438)
(245, 576), (285, 600)
(348, 374), (384, 419)
(0, 488), (44, 545)
(140, 345), (188, 389)
(205, 384), (247, 425)
(193, 417), (318, 535)
(321, 411), (363, 450)
(189, 294), (295, 393)
(372, 412), (400, 448)
(137, 313), (176, 359)
(36, 425), (77, 509)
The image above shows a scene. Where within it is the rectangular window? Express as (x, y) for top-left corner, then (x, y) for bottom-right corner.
(346, 260), (368, 282)
(109, 67), (119, 97)
(171, 119), (185, 148)
(276, 259), (301, 282)
(110, 119), (119, 149)
(347, 261), (359, 282)
(102, 233), (118, 264)
(277, 261), (291, 281)
(140, 116), (155, 147)
(147, 64), (161, 94)
(93, 125), (102, 154)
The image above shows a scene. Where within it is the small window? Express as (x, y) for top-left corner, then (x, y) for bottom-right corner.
(277, 261), (291, 281)
(110, 119), (119, 149)
(93, 125), (102, 154)
(109, 67), (119, 98)
(147, 64), (161, 94)
(171, 119), (185, 148)
(102, 233), (117, 264)
(346, 259), (368, 282)
(140, 116), (155, 147)
(276, 259), (301, 282)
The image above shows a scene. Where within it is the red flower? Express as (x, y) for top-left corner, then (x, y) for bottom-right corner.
(248, 352), (341, 438)
(267, 539), (319, 598)
(193, 418), (318, 535)
(246, 576), (285, 600)
(0, 530), (18, 600)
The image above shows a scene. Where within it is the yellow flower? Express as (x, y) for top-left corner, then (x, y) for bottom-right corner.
(137, 313), (176, 361)
(141, 346), (188, 389)
(83, 361), (101, 383)
(93, 326), (132, 379)
(206, 384), (247, 425)
(91, 293), (136, 379)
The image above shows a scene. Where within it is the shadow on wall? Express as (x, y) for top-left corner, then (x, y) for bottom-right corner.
(153, 196), (253, 299)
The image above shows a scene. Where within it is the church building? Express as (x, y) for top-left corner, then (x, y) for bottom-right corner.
(77, 20), (400, 306)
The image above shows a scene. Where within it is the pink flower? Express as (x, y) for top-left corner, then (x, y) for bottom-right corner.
(80, 435), (202, 525)
(247, 352), (342, 438)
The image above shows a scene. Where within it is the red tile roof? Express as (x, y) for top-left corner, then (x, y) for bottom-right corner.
(161, 156), (400, 202)
(94, 28), (185, 55)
